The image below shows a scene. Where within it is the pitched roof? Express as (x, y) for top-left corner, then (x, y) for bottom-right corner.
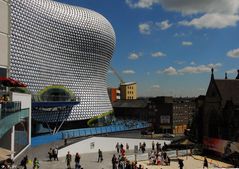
(214, 79), (239, 105)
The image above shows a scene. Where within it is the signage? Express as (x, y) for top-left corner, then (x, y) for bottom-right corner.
(203, 137), (239, 157)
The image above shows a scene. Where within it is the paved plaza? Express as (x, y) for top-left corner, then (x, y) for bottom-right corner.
(19, 151), (233, 169)
(14, 134), (233, 169)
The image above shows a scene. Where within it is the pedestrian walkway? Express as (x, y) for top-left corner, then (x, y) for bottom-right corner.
(137, 155), (233, 169)
(18, 151), (233, 169)
(14, 132), (233, 169)
(58, 137), (171, 156)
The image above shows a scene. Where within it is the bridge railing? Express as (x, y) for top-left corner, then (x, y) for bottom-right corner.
(31, 120), (151, 146)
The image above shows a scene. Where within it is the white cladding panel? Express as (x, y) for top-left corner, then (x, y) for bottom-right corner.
(0, 33), (9, 67)
(0, 0), (9, 34)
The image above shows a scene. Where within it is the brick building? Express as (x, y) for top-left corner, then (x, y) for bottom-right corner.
(107, 88), (120, 103)
(190, 69), (239, 160)
(148, 97), (195, 134)
(113, 96), (195, 135)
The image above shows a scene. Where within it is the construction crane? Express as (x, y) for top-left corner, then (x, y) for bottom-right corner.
(109, 66), (125, 84)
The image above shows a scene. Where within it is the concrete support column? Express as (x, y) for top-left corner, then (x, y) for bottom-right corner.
(11, 125), (15, 159)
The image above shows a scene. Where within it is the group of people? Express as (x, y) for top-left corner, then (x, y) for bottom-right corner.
(20, 155), (40, 169)
(65, 151), (83, 169)
(48, 147), (59, 161)
(112, 154), (148, 169)
(148, 150), (170, 166)
(115, 143), (129, 154)
(139, 142), (146, 153)
(152, 141), (167, 152)
(0, 158), (13, 169)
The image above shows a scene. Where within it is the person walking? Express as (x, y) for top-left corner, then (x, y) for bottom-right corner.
(53, 147), (59, 161)
(75, 152), (81, 169)
(33, 157), (40, 169)
(156, 142), (159, 152)
(178, 159), (184, 169)
(126, 143), (129, 151)
(116, 143), (120, 153)
(203, 157), (208, 169)
(66, 151), (72, 169)
(112, 154), (117, 169)
(98, 149), (103, 162)
(152, 141), (155, 151)
(20, 155), (28, 169)
(48, 148), (53, 161)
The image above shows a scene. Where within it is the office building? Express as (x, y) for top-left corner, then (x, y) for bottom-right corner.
(1, 0), (31, 160)
(148, 97), (195, 134)
(108, 88), (120, 103)
(120, 82), (137, 100)
(113, 96), (195, 134)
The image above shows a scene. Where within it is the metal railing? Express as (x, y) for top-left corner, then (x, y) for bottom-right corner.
(31, 120), (151, 146)
(0, 108), (29, 138)
(0, 101), (21, 120)
(32, 95), (81, 102)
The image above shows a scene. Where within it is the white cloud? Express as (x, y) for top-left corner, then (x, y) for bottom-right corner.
(227, 48), (239, 58)
(139, 21), (172, 35)
(152, 51), (166, 58)
(182, 41), (193, 46)
(151, 85), (160, 89)
(163, 66), (178, 75)
(179, 13), (239, 29)
(190, 61), (196, 65)
(156, 20), (172, 30)
(157, 63), (221, 75)
(226, 69), (237, 74)
(126, 0), (239, 15)
(178, 63), (222, 74)
(155, 0), (239, 15)
(125, 0), (160, 9)
(128, 52), (141, 60)
(139, 23), (151, 34)
(122, 69), (135, 74)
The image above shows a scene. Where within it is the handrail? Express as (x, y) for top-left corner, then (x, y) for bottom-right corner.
(31, 120), (151, 146)
(32, 94), (81, 102)
(0, 101), (21, 120)
(0, 108), (29, 138)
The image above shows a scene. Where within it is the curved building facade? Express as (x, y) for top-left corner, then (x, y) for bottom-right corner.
(9, 0), (116, 122)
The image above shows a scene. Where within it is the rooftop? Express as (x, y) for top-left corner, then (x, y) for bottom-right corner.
(214, 79), (239, 105)
(113, 99), (148, 108)
(120, 82), (136, 86)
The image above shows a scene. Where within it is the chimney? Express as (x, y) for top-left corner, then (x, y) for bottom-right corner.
(236, 69), (239, 79)
(225, 72), (228, 79)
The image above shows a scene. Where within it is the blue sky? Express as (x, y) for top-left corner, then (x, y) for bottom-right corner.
(57, 0), (239, 97)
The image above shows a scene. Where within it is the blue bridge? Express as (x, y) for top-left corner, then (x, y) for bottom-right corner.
(31, 120), (151, 146)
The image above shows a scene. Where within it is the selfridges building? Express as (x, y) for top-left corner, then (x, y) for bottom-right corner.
(10, 0), (116, 124)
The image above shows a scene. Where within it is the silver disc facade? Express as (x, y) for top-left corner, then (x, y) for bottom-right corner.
(9, 0), (116, 123)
